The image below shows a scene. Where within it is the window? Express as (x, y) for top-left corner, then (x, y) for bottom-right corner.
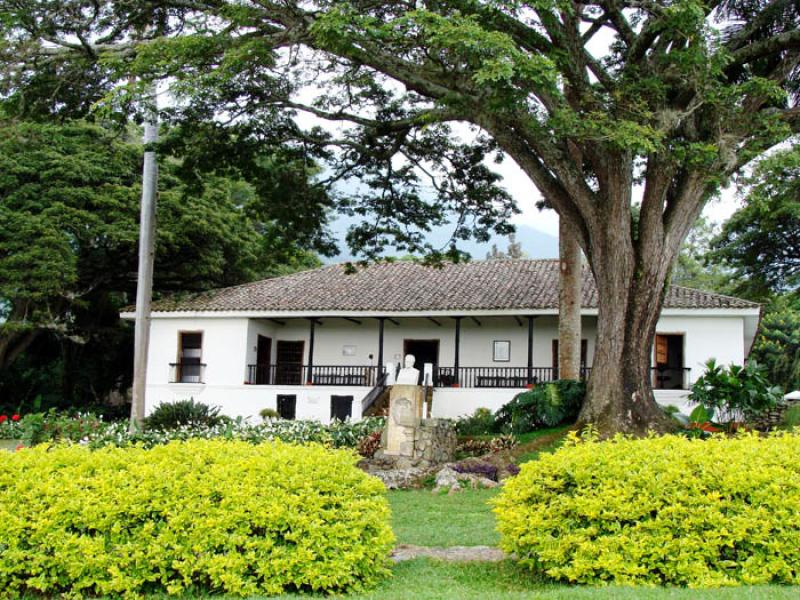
(331, 395), (353, 421)
(277, 395), (297, 420)
(177, 332), (203, 383)
(493, 340), (511, 362)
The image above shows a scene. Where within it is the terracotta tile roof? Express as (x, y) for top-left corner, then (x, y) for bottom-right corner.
(147, 259), (759, 313)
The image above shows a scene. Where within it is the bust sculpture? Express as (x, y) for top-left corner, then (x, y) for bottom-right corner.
(395, 354), (420, 385)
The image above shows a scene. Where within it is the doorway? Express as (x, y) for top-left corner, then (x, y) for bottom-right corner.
(255, 335), (272, 384)
(653, 334), (685, 389)
(275, 340), (304, 385)
(403, 339), (439, 384)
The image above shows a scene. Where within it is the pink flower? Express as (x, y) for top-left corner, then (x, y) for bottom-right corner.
(11, 414), (20, 422)
(0, 415), (7, 424)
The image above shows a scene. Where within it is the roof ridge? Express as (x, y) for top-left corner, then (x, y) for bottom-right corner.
(670, 284), (760, 307)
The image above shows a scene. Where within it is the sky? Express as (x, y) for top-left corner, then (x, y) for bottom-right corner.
(327, 146), (744, 262)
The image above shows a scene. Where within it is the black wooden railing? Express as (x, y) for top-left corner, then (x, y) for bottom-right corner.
(246, 364), (384, 387)
(433, 366), (592, 388)
(652, 367), (691, 390)
(361, 371), (390, 414)
(169, 362), (206, 384)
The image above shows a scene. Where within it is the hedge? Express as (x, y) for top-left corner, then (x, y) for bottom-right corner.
(0, 440), (394, 597)
(495, 431), (800, 587)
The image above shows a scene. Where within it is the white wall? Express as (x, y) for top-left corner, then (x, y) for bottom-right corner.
(654, 315), (745, 387)
(145, 383), (368, 424)
(146, 317), (250, 386)
(145, 312), (749, 422)
(431, 387), (525, 419)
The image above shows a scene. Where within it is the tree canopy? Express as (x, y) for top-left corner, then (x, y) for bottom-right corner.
(2, 0), (798, 432)
(0, 120), (325, 411)
(711, 146), (800, 302)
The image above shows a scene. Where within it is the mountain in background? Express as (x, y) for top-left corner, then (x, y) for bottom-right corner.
(326, 216), (559, 262)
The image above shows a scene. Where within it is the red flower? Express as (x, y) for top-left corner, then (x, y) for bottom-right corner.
(15, 444), (24, 452)
(11, 414), (20, 422)
(0, 415), (7, 424)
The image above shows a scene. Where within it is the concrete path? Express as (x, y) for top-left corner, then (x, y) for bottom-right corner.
(392, 544), (506, 562)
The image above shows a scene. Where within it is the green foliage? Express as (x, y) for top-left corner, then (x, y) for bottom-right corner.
(712, 147), (800, 301)
(0, 120), (325, 413)
(750, 299), (800, 393)
(144, 399), (223, 430)
(259, 407), (280, 420)
(671, 217), (732, 293)
(782, 405), (800, 430)
(455, 407), (498, 436)
(0, 440), (394, 596)
(495, 431), (800, 586)
(689, 359), (782, 423)
(494, 380), (585, 434)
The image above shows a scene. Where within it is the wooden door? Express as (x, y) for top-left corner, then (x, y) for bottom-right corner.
(276, 340), (304, 385)
(256, 335), (272, 384)
(403, 339), (439, 384)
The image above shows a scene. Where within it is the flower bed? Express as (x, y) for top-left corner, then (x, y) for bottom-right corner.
(0, 440), (394, 597)
(0, 410), (385, 453)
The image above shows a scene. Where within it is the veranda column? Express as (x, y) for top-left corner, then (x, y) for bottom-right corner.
(527, 316), (534, 386)
(453, 317), (462, 386)
(307, 318), (315, 384)
(377, 317), (385, 383)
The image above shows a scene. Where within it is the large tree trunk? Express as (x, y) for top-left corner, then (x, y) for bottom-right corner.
(579, 264), (672, 434)
(576, 173), (677, 434)
(558, 218), (582, 380)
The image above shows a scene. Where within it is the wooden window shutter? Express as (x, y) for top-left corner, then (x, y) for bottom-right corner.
(655, 334), (668, 365)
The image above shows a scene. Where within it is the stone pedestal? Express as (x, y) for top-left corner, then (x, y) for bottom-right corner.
(384, 384), (424, 456)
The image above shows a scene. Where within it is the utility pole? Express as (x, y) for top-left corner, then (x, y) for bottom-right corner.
(130, 89), (158, 431)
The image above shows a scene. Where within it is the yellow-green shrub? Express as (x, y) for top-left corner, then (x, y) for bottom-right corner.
(0, 440), (394, 597)
(495, 431), (800, 587)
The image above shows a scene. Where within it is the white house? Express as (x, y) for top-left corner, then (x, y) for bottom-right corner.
(122, 259), (761, 422)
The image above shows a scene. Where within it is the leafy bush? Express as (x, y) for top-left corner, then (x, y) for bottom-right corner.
(0, 440), (394, 596)
(144, 399), (223, 430)
(260, 407), (280, 420)
(494, 380), (585, 434)
(495, 431), (800, 587)
(89, 416), (386, 450)
(453, 461), (498, 481)
(0, 413), (22, 439)
(358, 430), (383, 458)
(4, 410), (104, 445)
(456, 434), (517, 458)
(3, 410), (386, 451)
(454, 408), (497, 436)
(689, 359), (783, 424)
(782, 404), (800, 429)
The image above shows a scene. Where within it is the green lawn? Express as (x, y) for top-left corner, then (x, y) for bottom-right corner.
(388, 488), (499, 546)
(165, 560), (799, 599)
(513, 425), (571, 463)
